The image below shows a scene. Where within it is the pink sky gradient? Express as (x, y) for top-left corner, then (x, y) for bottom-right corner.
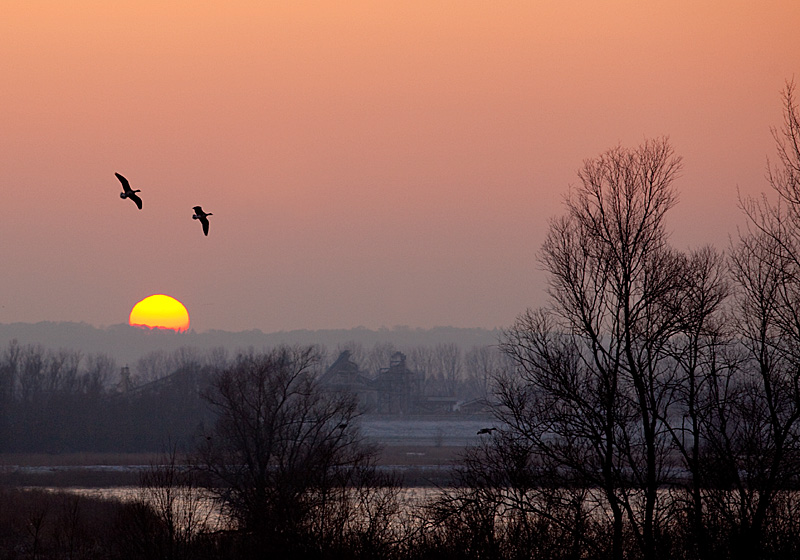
(1, 2), (799, 332)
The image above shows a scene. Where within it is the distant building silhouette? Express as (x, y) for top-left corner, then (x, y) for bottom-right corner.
(374, 352), (423, 415)
(318, 350), (377, 412)
(118, 365), (132, 393)
(320, 350), (469, 415)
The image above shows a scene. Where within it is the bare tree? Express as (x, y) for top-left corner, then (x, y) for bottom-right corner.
(196, 346), (397, 556)
(659, 246), (733, 559)
(719, 81), (800, 559)
(463, 345), (504, 402)
(135, 350), (177, 386)
(766, 80), (800, 208)
(204, 346), (230, 373)
(407, 345), (434, 376)
(434, 343), (463, 397)
(44, 348), (82, 394)
(364, 342), (397, 375)
(0, 340), (21, 450)
(132, 445), (211, 560)
(428, 426), (604, 560)
(500, 138), (685, 560)
(19, 344), (46, 404)
(80, 353), (115, 395)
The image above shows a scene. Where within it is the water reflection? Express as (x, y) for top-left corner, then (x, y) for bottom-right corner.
(46, 486), (441, 534)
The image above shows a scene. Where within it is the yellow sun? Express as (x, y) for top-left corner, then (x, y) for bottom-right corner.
(129, 294), (190, 332)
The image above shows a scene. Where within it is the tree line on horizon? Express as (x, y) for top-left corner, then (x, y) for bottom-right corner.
(0, 337), (506, 453)
(0, 322), (502, 371)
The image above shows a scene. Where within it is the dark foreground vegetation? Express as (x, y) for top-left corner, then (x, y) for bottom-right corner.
(3, 479), (800, 560)
(3, 82), (800, 560)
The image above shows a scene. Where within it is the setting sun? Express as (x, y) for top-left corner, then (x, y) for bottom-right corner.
(129, 294), (190, 332)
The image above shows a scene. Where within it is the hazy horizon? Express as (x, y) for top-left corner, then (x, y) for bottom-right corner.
(0, 320), (502, 367)
(2, 2), (799, 333)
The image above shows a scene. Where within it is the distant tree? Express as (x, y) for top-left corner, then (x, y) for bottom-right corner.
(81, 352), (115, 395)
(434, 343), (463, 397)
(407, 345), (436, 378)
(134, 350), (174, 386)
(18, 343), (46, 404)
(463, 345), (504, 402)
(0, 340), (21, 450)
(364, 342), (397, 375)
(204, 346), (230, 373)
(43, 348), (82, 393)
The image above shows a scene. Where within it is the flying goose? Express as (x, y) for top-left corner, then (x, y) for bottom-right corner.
(192, 206), (212, 236)
(115, 173), (142, 210)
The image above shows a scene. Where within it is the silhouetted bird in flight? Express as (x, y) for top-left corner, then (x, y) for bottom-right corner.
(115, 173), (142, 210)
(192, 206), (212, 236)
(476, 427), (497, 435)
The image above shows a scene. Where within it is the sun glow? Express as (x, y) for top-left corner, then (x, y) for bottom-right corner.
(129, 294), (190, 332)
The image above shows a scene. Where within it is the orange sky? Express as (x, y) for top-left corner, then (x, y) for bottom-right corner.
(1, 1), (799, 332)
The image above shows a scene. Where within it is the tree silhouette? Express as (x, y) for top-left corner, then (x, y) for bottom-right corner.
(195, 346), (398, 557)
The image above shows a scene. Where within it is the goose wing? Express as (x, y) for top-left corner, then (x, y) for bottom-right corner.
(201, 216), (210, 236)
(129, 192), (143, 210)
(193, 206), (204, 215)
(115, 172), (131, 192)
